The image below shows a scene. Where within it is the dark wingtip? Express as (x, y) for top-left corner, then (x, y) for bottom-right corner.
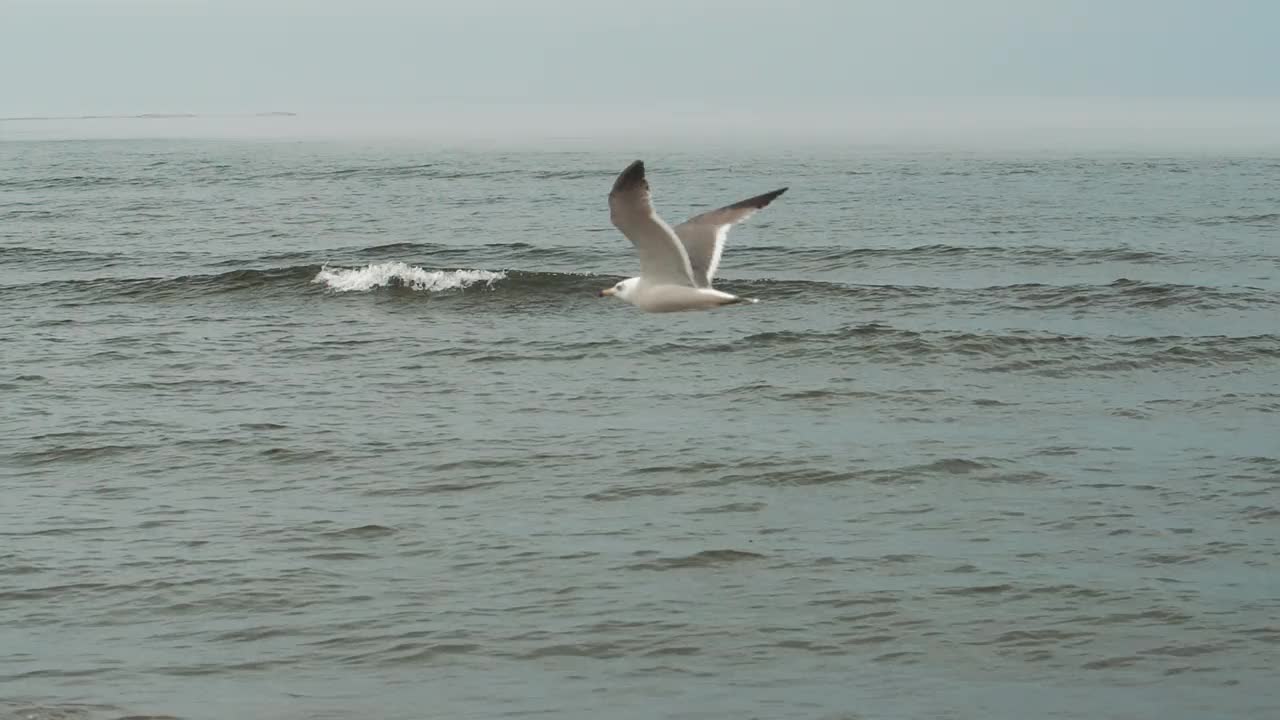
(611, 159), (647, 194)
(732, 186), (789, 210)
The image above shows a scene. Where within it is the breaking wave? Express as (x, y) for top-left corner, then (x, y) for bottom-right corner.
(312, 262), (506, 293)
(4, 259), (1276, 313)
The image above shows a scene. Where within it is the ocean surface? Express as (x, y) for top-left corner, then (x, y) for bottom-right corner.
(1, 129), (1278, 720)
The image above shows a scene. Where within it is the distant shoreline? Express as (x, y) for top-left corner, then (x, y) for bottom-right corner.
(0, 112), (298, 122)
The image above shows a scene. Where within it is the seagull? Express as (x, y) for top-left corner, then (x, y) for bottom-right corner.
(597, 160), (787, 312)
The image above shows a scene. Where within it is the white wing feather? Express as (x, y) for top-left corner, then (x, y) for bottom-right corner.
(608, 160), (697, 287)
(673, 187), (788, 288)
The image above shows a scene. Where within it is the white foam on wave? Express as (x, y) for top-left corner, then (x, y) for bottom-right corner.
(312, 262), (506, 293)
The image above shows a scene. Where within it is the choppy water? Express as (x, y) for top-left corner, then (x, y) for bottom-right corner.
(2, 136), (1278, 720)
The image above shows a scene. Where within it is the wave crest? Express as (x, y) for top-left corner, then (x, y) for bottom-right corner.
(312, 262), (506, 293)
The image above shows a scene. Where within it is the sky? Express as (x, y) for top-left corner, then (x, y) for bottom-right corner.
(2, 0), (1279, 140)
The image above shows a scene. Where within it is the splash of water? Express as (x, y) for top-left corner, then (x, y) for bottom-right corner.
(312, 262), (505, 293)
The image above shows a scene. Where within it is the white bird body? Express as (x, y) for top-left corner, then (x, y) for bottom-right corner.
(605, 277), (745, 313)
(598, 160), (787, 313)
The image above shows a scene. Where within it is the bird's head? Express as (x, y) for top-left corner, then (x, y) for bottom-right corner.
(597, 277), (639, 301)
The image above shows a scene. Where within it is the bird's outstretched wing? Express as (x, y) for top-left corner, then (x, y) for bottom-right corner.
(673, 187), (787, 287)
(608, 160), (698, 287)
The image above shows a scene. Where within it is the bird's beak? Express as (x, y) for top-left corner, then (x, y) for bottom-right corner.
(598, 288), (615, 297)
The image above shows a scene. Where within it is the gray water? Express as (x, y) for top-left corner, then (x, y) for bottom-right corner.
(1, 133), (1278, 720)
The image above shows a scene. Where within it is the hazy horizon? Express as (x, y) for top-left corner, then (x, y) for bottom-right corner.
(3, 98), (1280, 152)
